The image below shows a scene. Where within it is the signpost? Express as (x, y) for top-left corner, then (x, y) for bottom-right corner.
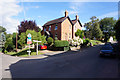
(27, 33), (32, 56)
(33, 40), (41, 55)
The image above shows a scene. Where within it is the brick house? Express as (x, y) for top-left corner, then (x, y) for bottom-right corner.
(42, 10), (82, 41)
(72, 15), (82, 40)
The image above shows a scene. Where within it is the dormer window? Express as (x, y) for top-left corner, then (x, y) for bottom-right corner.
(55, 24), (58, 30)
(49, 26), (51, 31)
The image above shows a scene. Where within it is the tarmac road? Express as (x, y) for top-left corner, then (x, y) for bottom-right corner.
(1, 44), (119, 78)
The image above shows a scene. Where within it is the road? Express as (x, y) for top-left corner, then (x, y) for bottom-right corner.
(1, 45), (119, 78)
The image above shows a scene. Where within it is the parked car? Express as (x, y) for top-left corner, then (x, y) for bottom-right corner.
(100, 44), (115, 57)
(38, 44), (47, 50)
(105, 42), (112, 46)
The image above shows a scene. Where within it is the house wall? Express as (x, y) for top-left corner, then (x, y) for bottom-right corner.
(42, 23), (61, 40)
(61, 18), (72, 41)
(73, 21), (82, 40)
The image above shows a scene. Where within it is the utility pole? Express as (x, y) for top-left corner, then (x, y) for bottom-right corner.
(16, 28), (17, 52)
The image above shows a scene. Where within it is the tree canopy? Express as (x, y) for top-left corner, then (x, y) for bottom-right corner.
(114, 18), (120, 41)
(18, 30), (47, 48)
(0, 26), (6, 33)
(75, 29), (84, 39)
(99, 17), (116, 41)
(18, 20), (40, 34)
(84, 16), (103, 40)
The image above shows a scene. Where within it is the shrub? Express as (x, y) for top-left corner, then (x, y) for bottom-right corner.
(83, 38), (90, 45)
(47, 37), (53, 45)
(54, 40), (69, 47)
(5, 38), (15, 52)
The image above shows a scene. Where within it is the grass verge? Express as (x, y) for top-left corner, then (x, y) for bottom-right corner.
(5, 48), (44, 57)
(90, 40), (102, 46)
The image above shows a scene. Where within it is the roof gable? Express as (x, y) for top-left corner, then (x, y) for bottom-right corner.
(72, 19), (82, 27)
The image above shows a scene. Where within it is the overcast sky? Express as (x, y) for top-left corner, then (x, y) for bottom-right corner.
(0, 0), (119, 33)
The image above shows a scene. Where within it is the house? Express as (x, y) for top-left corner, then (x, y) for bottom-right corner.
(72, 15), (82, 40)
(42, 10), (82, 41)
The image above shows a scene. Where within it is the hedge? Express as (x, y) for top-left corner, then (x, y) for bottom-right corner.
(54, 40), (69, 47)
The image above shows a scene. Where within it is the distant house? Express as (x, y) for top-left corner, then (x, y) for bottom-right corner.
(42, 10), (82, 41)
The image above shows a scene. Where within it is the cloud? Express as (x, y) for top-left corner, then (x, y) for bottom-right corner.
(38, 25), (43, 30)
(98, 11), (118, 19)
(25, 5), (40, 10)
(68, 2), (84, 15)
(0, 0), (22, 33)
(38, 16), (41, 18)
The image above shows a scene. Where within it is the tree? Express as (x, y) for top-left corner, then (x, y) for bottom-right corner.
(99, 17), (116, 41)
(4, 35), (14, 52)
(0, 26), (6, 33)
(12, 33), (18, 48)
(18, 32), (26, 48)
(18, 20), (40, 34)
(114, 18), (120, 41)
(18, 30), (47, 48)
(75, 29), (84, 39)
(84, 16), (103, 40)
(0, 26), (6, 42)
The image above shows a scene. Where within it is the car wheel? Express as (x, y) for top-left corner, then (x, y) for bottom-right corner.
(110, 54), (116, 58)
(99, 54), (104, 57)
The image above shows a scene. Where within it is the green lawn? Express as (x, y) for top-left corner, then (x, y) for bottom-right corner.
(5, 48), (44, 57)
(90, 40), (102, 46)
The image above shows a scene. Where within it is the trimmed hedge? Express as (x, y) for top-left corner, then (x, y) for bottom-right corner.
(54, 40), (69, 47)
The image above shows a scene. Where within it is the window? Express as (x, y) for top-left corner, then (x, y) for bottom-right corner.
(55, 32), (58, 40)
(55, 24), (58, 30)
(69, 33), (71, 39)
(65, 33), (67, 40)
(44, 26), (46, 31)
(49, 26), (51, 31)
(74, 26), (76, 32)
(69, 25), (71, 30)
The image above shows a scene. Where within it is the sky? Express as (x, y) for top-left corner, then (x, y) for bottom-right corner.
(0, 0), (119, 33)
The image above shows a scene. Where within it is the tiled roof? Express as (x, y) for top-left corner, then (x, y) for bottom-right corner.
(71, 19), (77, 25)
(43, 17), (66, 26)
(72, 19), (82, 27)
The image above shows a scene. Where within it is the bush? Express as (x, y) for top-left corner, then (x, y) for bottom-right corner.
(54, 40), (69, 47)
(5, 38), (15, 52)
(83, 38), (90, 45)
(47, 37), (53, 45)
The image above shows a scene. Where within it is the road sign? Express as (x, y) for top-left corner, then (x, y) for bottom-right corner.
(27, 33), (32, 44)
(27, 33), (32, 56)
(27, 33), (31, 37)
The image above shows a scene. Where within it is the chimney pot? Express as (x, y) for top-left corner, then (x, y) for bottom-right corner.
(76, 15), (79, 20)
(65, 10), (68, 17)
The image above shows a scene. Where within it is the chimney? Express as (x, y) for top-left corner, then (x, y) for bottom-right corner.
(65, 10), (68, 17)
(76, 15), (79, 20)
